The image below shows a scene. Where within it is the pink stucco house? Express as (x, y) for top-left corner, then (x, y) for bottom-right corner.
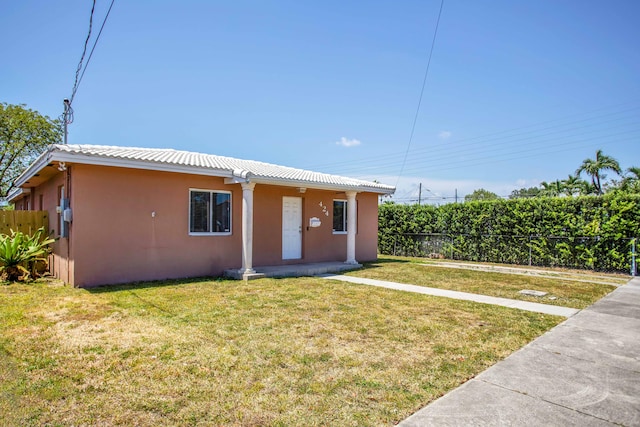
(9, 144), (395, 287)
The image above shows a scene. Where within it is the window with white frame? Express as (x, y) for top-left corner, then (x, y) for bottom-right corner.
(189, 189), (231, 234)
(333, 200), (347, 233)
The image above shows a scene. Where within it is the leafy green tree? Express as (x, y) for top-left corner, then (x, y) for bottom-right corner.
(509, 186), (541, 199)
(575, 149), (622, 195)
(464, 188), (500, 202)
(0, 103), (61, 198)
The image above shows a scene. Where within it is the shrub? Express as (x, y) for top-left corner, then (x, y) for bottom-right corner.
(379, 194), (640, 272)
(0, 227), (55, 282)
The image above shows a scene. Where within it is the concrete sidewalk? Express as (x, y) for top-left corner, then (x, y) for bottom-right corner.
(320, 274), (579, 317)
(399, 277), (640, 426)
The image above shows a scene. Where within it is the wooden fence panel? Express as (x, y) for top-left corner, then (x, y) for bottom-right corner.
(0, 211), (49, 236)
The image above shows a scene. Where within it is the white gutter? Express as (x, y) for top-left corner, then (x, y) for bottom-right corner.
(7, 187), (30, 202)
(246, 176), (396, 195)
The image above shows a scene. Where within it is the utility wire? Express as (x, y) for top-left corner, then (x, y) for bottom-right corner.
(70, 0), (96, 105)
(351, 130), (636, 180)
(304, 105), (640, 178)
(69, 0), (116, 105)
(395, 0), (444, 188)
(386, 132), (635, 204)
(306, 102), (640, 173)
(73, 0), (116, 104)
(393, 117), (639, 172)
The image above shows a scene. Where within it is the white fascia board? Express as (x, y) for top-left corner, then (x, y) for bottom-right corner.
(247, 176), (396, 195)
(7, 187), (30, 202)
(50, 152), (235, 179)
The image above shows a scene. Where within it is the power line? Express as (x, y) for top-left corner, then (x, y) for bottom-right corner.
(326, 126), (639, 179)
(73, 0), (116, 104)
(395, 121), (639, 173)
(69, 0), (116, 105)
(357, 133), (636, 183)
(395, 0), (444, 187)
(399, 129), (639, 176)
(70, 0), (96, 105)
(397, 110), (639, 165)
(342, 118), (638, 175)
(305, 102), (640, 174)
(302, 104), (640, 180)
(63, 0), (116, 145)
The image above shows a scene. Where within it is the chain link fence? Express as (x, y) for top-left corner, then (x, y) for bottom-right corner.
(380, 233), (638, 275)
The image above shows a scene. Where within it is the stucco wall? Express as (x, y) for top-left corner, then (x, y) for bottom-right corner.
(354, 192), (380, 261)
(69, 165), (243, 287)
(27, 163), (382, 287)
(30, 172), (71, 284)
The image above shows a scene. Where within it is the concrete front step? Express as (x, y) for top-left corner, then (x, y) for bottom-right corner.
(224, 261), (362, 280)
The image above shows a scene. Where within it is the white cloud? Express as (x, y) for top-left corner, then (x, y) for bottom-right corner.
(515, 178), (543, 188)
(335, 137), (362, 147)
(438, 131), (452, 140)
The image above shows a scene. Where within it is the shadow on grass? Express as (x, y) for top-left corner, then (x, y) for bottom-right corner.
(85, 257), (411, 293)
(86, 275), (228, 294)
(360, 256), (412, 271)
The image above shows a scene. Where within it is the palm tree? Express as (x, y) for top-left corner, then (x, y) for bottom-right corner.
(562, 174), (583, 196)
(621, 166), (640, 193)
(578, 180), (597, 196)
(540, 180), (563, 197)
(575, 150), (622, 195)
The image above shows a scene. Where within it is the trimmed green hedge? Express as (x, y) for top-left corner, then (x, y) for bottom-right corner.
(378, 194), (640, 272)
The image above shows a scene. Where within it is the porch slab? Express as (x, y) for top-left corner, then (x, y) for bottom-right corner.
(224, 262), (362, 280)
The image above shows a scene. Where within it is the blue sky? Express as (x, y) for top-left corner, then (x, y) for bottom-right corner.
(2, 0), (639, 203)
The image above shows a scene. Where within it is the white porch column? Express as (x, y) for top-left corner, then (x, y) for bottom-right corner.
(345, 191), (358, 264)
(239, 182), (256, 274)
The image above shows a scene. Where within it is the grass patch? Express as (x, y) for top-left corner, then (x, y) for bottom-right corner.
(0, 276), (561, 426)
(348, 256), (619, 309)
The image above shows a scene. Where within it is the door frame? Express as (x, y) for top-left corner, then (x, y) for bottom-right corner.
(282, 196), (302, 260)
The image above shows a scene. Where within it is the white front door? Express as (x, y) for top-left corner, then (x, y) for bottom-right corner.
(282, 196), (302, 260)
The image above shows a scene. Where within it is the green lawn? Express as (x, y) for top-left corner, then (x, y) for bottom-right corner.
(347, 256), (619, 309)
(0, 273), (562, 426)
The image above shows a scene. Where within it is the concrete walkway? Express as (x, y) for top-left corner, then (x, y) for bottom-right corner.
(398, 277), (640, 426)
(320, 274), (579, 317)
(420, 261), (626, 287)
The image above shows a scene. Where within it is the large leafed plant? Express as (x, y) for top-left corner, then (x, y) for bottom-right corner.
(0, 227), (55, 282)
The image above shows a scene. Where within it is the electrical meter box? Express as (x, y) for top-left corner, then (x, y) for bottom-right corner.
(60, 198), (70, 238)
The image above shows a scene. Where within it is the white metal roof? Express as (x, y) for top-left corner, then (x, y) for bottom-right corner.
(14, 144), (396, 195)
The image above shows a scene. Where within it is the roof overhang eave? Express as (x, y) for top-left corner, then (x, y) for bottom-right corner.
(50, 151), (236, 179)
(13, 149), (55, 189)
(12, 146), (396, 196)
(15, 150), (237, 188)
(247, 176), (396, 194)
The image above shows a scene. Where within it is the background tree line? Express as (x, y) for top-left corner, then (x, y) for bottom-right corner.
(466, 150), (639, 201)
